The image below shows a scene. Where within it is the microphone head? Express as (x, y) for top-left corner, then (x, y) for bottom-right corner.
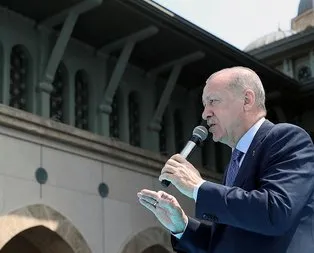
(192, 126), (208, 142)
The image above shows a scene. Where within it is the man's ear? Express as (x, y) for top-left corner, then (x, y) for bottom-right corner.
(243, 89), (255, 110)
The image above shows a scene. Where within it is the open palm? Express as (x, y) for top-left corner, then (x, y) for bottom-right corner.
(138, 190), (187, 233)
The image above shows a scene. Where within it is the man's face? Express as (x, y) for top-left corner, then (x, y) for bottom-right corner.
(202, 75), (245, 146)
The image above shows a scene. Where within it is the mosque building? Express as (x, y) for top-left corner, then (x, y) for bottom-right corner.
(245, 0), (314, 139)
(0, 0), (312, 252)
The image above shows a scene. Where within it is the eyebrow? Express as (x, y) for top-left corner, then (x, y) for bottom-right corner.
(203, 95), (217, 102)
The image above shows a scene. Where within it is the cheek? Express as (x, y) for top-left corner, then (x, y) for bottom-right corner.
(217, 113), (232, 131)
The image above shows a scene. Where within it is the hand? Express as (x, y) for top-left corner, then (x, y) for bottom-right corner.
(159, 154), (204, 198)
(137, 189), (188, 234)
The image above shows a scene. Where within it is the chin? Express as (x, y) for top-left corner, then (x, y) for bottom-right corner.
(212, 134), (220, 143)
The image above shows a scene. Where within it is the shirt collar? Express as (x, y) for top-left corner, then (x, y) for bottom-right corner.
(236, 117), (265, 154)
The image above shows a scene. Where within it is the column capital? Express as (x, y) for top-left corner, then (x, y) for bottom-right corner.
(98, 104), (112, 114)
(148, 121), (162, 132)
(37, 81), (53, 93)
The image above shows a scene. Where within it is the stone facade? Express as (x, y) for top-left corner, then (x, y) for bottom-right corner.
(0, 104), (202, 253)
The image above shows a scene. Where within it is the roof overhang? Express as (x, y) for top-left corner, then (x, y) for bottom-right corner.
(0, 0), (300, 99)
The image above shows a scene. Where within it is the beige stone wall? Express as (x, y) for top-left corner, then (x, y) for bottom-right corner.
(0, 105), (213, 253)
(0, 205), (90, 253)
(291, 9), (314, 32)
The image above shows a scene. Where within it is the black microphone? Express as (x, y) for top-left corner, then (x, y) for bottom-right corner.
(161, 125), (208, 187)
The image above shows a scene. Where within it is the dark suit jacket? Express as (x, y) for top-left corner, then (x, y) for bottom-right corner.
(172, 120), (314, 253)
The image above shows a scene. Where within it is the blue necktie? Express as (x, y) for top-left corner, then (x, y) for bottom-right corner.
(225, 149), (244, 187)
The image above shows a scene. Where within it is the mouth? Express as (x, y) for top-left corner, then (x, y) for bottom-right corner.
(208, 123), (215, 129)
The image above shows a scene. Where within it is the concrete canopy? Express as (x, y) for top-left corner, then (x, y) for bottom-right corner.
(0, 0), (299, 100)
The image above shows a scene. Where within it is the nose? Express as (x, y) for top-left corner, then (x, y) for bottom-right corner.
(202, 106), (213, 120)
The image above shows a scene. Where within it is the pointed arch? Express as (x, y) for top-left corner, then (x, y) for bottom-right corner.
(1, 225), (75, 253)
(0, 204), (91, 253)
(120, 227), (172, 253)
(9, 44), (33, 111)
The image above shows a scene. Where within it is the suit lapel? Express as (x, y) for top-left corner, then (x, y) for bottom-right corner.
(233, 120), (274, 188)
(210, 120), (275, 251)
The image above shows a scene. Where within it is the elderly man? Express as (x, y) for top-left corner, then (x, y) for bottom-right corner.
(138, 66), (314, 253)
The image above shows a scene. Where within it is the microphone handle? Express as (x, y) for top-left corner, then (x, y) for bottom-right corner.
(161, 141), (197, 187)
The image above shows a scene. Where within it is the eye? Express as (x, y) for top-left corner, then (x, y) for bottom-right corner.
(203, 98), (219, 107)
(209, 99), (219, 105)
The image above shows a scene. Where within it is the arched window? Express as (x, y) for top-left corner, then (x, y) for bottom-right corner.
(50, 63), (68, 122)
(109, 90), (120, 139)
(75, 70), (89, 130)
(10, 45), (30, 111)
(297, 65), (311, 81)
(128, 91), (141, 147)
(174, 110), (184, 153)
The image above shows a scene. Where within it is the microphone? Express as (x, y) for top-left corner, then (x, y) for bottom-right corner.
(161, 125), (208, 187)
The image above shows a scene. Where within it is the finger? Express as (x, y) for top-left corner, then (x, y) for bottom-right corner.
(138, 194), (158, 205)
(137, 190), (160, 206)
(138, 198), (157, 213)
(159, 172), (174, 183)
(138, 189), (159, 199)
(157, 192), (180, 209)
(158, 191), (176, 202)
(161, 164), (176, 175)
(166, 158), (182, 167)
(171, 154), (187, 163)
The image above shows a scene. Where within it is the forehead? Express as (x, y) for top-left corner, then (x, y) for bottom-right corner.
(202, 73), (230, 98)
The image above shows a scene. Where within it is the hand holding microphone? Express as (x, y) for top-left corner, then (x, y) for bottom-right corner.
(159, 126), (208, 198)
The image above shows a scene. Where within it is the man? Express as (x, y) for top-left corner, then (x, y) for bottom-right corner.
(137, 66), (314, 253)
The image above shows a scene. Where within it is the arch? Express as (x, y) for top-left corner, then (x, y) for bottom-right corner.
(297, 65), (311, 81)
(0, 204), (91, 253)
(128, 91), (141, 147)
(50, 62), (69, 123)
(9, 44), (33, 111)
(1, 225), (74, 253)
(75, 69), (89, 130)
(119, 227), (172, 253)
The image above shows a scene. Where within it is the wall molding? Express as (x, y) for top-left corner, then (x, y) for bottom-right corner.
(0, 104), (222, 182)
